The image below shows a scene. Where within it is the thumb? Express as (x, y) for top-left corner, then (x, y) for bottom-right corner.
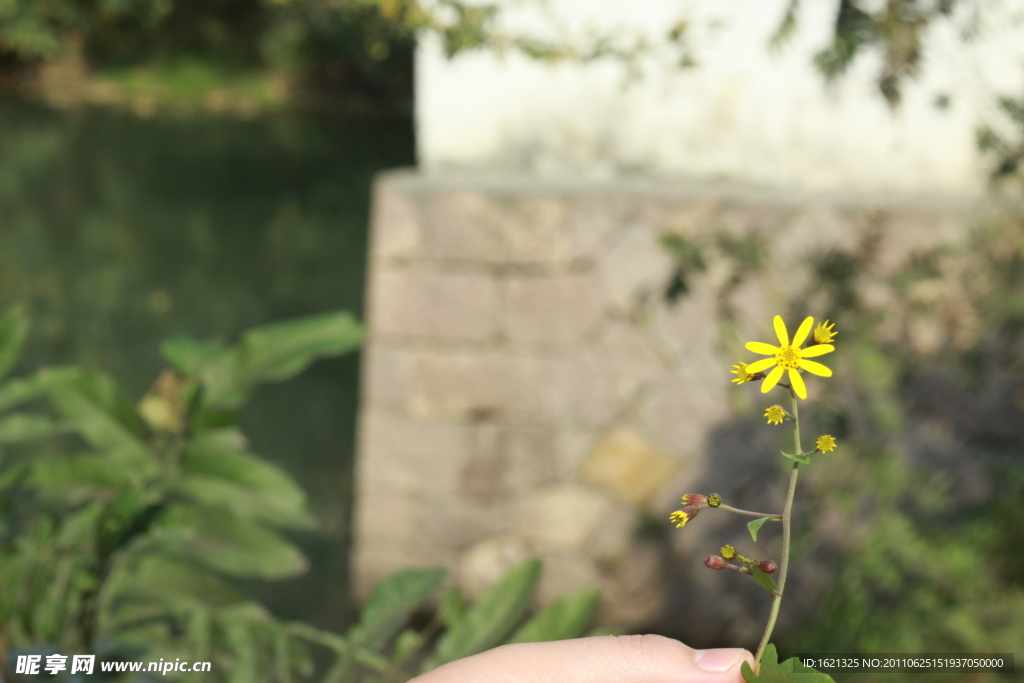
(411, 634), (754, 683)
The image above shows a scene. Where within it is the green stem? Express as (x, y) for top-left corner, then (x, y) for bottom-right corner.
(754, 388), (802, 668)
(718, 504), (782, 519)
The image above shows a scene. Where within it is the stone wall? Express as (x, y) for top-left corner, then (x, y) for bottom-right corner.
(353, 170), (972, 632)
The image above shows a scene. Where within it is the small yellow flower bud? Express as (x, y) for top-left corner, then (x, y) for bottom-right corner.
(813, 320), (837, 345)
(764, 405), (786, 425)
(720, 545), (737, 560)
(816, 434), (837, 453)
(730, 362), (755, 384)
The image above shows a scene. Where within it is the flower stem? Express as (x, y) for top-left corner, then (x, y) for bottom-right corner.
(717, 504), (782, 520)
(754, 388), (802, 668)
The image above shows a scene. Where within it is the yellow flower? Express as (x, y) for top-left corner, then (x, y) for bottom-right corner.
(720, 544), (737, 560)
(764, 405), (786, 425)
(731, 361), (755, 384)
(813, 320), (837, 345)
(744, 315), (834, 399)
(816, 435), (837, 453)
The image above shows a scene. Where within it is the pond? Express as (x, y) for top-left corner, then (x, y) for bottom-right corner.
(0, 97), (415, 632)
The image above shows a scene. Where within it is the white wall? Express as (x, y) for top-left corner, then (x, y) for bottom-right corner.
(416, 0), (1024, 196)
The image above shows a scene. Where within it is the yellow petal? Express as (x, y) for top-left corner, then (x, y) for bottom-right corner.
(800, 344), (834, 357)
(789, 368), (807, 399)
(792, 316), (814, 347)
(773, 315), (789, 346)
(745, 357), (777, 373)
(799, 359), (832, 377)
(746, 341), (780, 355)
(761, 366), (784, 393)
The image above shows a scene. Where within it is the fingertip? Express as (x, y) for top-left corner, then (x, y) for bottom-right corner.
(694, 648), (754, 679)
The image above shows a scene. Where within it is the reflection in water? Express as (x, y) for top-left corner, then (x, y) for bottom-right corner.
(0, 97), (414, 630)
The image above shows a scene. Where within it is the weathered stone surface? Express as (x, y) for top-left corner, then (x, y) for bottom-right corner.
(463, 421), (560, 500)
(405, 350), (552, 419)
(358, 412), (472, 494)
(359, 342), (416, 413)
(580, 428), (675, 506)
(369, 265), (497, 341)
(596, 320), (665, 402)
(422, 191), (573, 265)
(518, 484), (613, 553)
(370, 175), (422, 260)
(597, 226), (675, 312)
(503, 274), (604, 346)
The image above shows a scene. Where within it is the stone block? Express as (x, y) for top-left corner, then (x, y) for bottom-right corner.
(370, 176), (422, 260)
(634, 357), (731, 467)
(368, 265), (497, 341)
(359, 342), (416, 413)
(579, 428), (675, 506)
(422, 191), (573, 265)
(503, 274), (604, 346)
(518, 484), (613, 553)
(462, 421), (560, 501)
(596, 320), (664, 402)
(597, 226), (675, 312)
(406, 350), (552, 419)
(546, 353), (621, 428)
(357, 412), (472, 494)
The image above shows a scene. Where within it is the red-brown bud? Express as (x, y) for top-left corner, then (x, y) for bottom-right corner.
(704, 555), (727, 570)
(758, 559), (777, 574)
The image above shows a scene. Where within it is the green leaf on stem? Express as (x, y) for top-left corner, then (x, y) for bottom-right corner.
(750, 566), (778, 594)
(747, 517), (772, 542)
(423, 558), (540, 671)
(742, 644), (835, 681)
(780, 450), (811, 464)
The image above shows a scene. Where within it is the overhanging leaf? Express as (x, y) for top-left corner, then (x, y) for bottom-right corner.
(157, 506), (308, 580)
(424, 559), (541, 672)
(0, 414), (69, 444)
(0, 305), (29, 382)
(507, 589), (600, 644)
(199, 312), (364, 410)
(182, 429), (314, 529)
(160, 337), (227, 376)
(348, 567), (447, 652)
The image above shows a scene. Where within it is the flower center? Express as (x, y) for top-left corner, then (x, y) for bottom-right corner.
(776, 346), (800, 369)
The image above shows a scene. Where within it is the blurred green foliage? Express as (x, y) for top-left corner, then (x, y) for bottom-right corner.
(0, 322), (605, 681)
(774, 207), (1024, 681)
(0, 306), (363, 679)
(773, 0), (979, 107)
(0, 0), (681, 110)
(0, 95), (416, 637)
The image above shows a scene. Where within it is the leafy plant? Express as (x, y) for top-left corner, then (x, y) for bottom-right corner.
(0, 306), (362, 680)
(0, 305), (608, 681)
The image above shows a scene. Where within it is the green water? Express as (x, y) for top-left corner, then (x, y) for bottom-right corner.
(0, 98), (415, 630)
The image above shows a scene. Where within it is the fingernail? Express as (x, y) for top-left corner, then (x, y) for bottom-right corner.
(694, 648), (744, 673)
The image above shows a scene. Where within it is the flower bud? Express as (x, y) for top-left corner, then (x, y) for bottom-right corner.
(720, 545), (737, 560)
(708, 493), (722, 508)
(669, 505), (701, 528)
(704, 555), (727, 570)
(758, 559), (777, 574)
(681, 494), (707, 506)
